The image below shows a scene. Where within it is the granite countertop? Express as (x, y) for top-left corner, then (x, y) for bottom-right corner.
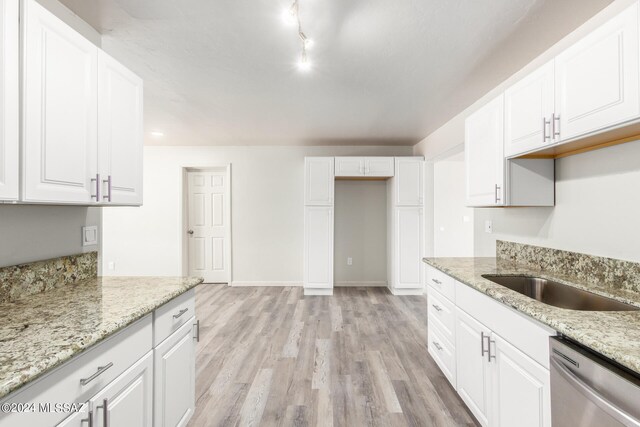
(0, 276), (203, 399)
(423, 257), (640, 375)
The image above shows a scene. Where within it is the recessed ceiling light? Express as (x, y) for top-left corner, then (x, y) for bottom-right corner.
(281, 7), (297, 26)
(297, 57), (311, 72)
(150, 131), (164, 137)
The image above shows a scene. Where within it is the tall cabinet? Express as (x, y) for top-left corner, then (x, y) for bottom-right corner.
(0, 0), (18, 201)
(303, 156), (424, 296)
(304, 157), (335, 295)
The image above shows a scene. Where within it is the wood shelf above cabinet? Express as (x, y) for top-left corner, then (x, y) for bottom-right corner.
(334, 176), (390, 181)
(517, 119), (640, 159)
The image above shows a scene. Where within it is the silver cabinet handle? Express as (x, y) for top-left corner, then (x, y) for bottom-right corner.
(432, 341), (443, 351)
(550, 358), (640, 426)
(187, 230), (194, 235)
(81, 409), (93, 427)
(431, 278), (442, 285)
(431, 304), (442, 312)
(543, 117), (551, 141)
(194, 319), (200, 342)
(97, 399), (109, 427)
(102, 175), (112, 202)
(489, 338), (496, 362)
(173, 308), (189, 319)
(91, 174), (100, 200)
(552, 113), (561, 138)
(481, 332), (489, 358)
(80, 362), (113, 386)
(495, 184), (501, 204)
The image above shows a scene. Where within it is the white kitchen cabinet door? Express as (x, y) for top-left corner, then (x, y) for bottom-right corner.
(98, 51), (143, 205)
(555, 2), (639, 141)
(394, 158), (423, 206)
(89, 351), (153, 427)
(504, 61), (555, 157)
(394, 207), (423, 289)
(465, 94), (504, 207)
(0, 0), (18, 201)
(490, 334), (551, 427)
(154, 318), (197, 427)
(456, 308), (491, 427)
(335, 157), (364, 177)
(22, 0), (98, 203)
(304, 206), (334, 290)
(364, 157), (394, 177)
(304, 157), (334, 205)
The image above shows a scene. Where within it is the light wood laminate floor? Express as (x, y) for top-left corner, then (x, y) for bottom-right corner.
(188, 285), (478, 427)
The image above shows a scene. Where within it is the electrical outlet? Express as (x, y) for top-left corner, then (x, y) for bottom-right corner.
(82, 226), (98, 246)
(485, 220), (493, 234)
(347, 257), (353, 266)
(108, 261), (115, 270)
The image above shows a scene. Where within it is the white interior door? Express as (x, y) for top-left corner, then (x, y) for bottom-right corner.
(187, 169), (230, 283)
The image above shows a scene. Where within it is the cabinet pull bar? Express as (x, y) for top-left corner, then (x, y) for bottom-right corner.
(543, 117), (551, 141)
(194, 319), (200, 342)
(481, 332), (489, 358)
(553, 114), (561, 138)
(80, 362), (113, 386)
(91, 174), (100, 200)
(97, 399), (109, 427)
(432, 304), (442, 312)
(495, 184), (501, 204)
(102, 175), (112, 202)
(431, 278), (442, 285)
(173, 308), (189, 319)
(489, 338), (496, 362)
(432, 341), (443, 351)
(81, 409), (93, 427)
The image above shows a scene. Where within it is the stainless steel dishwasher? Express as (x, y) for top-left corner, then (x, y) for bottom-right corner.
(550, 336), (640, 427)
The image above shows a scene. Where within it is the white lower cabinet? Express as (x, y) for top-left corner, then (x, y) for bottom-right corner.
(0, 292), (198, 427)
(304, 206), (334, 294)
(427, 269), (553, 427)
(390, 207), (423, 290)
(153, 318), (197, 427)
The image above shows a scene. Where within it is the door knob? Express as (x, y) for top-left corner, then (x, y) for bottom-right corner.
(187, 230), (194, 235)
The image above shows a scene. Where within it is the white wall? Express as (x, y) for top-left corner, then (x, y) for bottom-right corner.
(334, 180), (387, 283)
(414, 0), (640, 263)
(101, 146), (412, 281)
(433, 151), (474, 257)
(0, 206), (100, 267)
(474, 141), (640, 262)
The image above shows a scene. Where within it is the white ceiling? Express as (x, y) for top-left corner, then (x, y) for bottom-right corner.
(58, 0), (612, 146)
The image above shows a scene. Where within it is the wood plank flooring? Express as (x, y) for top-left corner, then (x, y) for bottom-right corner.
(188, 285), (478, 427)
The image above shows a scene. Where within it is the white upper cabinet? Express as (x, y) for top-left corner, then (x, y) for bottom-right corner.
(394, 157), (423, 206)
(98, 51), (144, 205)
(335, 156), (394, 177)
(465, 95), (505, 207)
(504, 61), (555, 157)
(22, 0), (98, 203)
(335, 157), (364, 177)
(0, 0), (18, 201)
(365, 157), (394, 177)
(555, 2), (640, 141)
(304, 157), (334, 205)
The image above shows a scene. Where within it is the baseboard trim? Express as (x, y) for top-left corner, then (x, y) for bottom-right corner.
(304, 288), (333, 296)
(389, 287), (425, 296)
(335, 281), (387, 287)
(230, 281), (303, 287)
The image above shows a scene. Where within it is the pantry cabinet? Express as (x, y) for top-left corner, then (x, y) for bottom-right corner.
(391, 207), (423, 289)
(504, 61), (555, 157)
(394, 157), (423, 206)
(304, 157), (334, 205)
(22, 0), (98, 203)
(98, 51), (144, 205)
(555, 2), (639, 142)
(304, 206), (334, 292)
(0, 0), (18, 201)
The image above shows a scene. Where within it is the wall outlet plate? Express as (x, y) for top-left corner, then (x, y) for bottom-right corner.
(82, 226), (98, 246)
(485, 220), (493, 234)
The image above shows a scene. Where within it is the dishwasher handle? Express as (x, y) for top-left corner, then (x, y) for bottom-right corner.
(551, 358), (640, 427)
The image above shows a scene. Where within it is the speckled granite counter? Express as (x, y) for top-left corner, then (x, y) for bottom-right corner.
(0, 276), (203, 399)
(423, 257), (640, 375)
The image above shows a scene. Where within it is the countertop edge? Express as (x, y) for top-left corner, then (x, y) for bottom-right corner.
(0, 277), (203, 400)
(422, 257), (640, 375)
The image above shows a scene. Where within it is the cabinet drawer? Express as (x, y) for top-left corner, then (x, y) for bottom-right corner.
(0, 315), (152, 427)
(427, 286), (455, 344)
(154, 289), (196, 346)
(426, 266), (455, 302)
(455, 281), (554, 368)
(428, 321), (456, 388)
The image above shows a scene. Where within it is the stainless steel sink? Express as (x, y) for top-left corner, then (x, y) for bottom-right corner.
(481, 275), (640, 311)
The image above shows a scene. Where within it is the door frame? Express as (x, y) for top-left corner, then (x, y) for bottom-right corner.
(180, 165), (232, 283)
